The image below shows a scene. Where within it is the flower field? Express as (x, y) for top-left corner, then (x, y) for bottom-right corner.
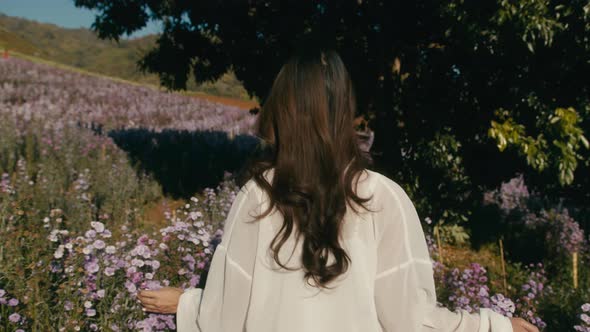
(0, 57), (257, 135)
(0, 56), (589, 331)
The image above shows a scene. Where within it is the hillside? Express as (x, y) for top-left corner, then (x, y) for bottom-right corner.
(0, 13), (250, 100)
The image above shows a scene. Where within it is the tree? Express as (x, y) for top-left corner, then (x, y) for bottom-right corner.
(76, 0), (590, 227)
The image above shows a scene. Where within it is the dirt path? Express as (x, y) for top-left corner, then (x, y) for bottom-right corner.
(190, 92), (259, 110)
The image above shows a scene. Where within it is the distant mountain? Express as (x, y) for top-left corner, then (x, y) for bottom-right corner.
(0, 13), (250, 100)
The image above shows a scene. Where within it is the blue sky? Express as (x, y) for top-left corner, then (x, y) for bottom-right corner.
(0, 0), (161, 39)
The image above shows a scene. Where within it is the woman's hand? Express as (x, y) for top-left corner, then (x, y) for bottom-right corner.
(137, 287), (184, 314)
(510, 317), (540, 332)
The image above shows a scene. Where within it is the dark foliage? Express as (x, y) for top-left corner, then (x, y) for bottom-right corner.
(79, 0), (590, 227)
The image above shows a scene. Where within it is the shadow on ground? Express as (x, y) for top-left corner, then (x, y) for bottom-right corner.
(109, 128), (260, 199)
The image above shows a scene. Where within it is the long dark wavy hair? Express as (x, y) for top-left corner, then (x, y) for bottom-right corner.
(237, 49), (377, 289)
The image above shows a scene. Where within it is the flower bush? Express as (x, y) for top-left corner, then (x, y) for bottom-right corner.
(0, 289), (28, 331)
(42, 181), (236, 331)
(513, 263), (551, 329)
(574, 303), (590, 332)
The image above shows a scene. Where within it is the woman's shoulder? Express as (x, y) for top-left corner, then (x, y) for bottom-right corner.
(364, 169), (399, 191)
(364, 169), (414, 207)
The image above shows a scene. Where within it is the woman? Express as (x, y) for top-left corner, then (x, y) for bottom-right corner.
(137, 49), (540, 332)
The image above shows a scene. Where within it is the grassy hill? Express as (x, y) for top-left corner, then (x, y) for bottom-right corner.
(0, 13), (251, 100)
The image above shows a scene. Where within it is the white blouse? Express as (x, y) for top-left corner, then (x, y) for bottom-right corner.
(177, 168), (513, 332)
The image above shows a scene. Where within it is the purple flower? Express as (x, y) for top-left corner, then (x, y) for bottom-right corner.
(490, 293), (515, 317)
(131, 272), (142, 283)
(85, 229), (97, 238)
(9, 312), (21, 323)
(183, 254), (196, 270)
(104, 267), (116, 277)
(8, 298), (19, 306)
(137, 234), (149, 245)
(93, 239), (106, 250)
(86, 308), (96, 317)
(85, 259), (100, 274)
(131, 258), (145, 267)
(64, 301), (73, 311)
(125, 280), (137, 293)
(190, 274), (201, 287)
(442, 263), (493, 312)
(135, 244), (151, 259)
(515, 264), (548, 329)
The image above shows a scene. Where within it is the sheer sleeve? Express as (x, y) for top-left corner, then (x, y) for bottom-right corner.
(177, 178), (261, 332)
(372, 174), (513, 332)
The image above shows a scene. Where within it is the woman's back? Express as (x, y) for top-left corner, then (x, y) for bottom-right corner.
(180, 167), (514, 331)
(246, 167), (381, 331)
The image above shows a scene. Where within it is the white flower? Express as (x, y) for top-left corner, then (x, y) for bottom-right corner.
(131, 258), (145, 267)
(83, 245), (94, 255)
(104, 267), (115, 277)
(105, 245), (116, 254)
(90, 221), (105, 233)
(84, 300), (92, 308)
(48, 230), (59, 242)
(54, 245), (65, 259)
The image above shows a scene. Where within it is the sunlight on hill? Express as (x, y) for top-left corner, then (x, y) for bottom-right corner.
(0, 13), (254, 103)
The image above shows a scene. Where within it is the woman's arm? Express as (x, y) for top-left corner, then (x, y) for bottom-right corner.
(372, 174), (515, 332)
